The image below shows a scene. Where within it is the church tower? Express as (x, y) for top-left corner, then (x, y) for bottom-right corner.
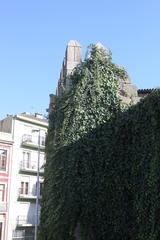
(48, 40), (82, 113)
(57, 40), (82, 95)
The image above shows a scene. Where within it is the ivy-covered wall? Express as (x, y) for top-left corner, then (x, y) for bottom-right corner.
(39, 44), (160, 240)
(89, 89), (160, 240)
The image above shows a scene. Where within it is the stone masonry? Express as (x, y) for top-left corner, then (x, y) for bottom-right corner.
(49, 40), (140, 113)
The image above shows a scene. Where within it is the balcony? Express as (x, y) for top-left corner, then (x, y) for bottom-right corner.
(18, 188), (36, 201)
(0, 202), (8, 212)
(18, 188), (42, 201)
(16, 215), (35, 227)
(21, 134), (45, 150)
(12, 229), (34, 240)
(19, 160), (44, 175)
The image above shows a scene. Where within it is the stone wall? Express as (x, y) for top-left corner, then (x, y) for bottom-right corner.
(57, 40), (82, 95)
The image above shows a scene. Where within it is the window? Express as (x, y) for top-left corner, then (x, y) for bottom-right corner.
(0, 149), (7, 171)
(22, 134), (32, 143)
(0, 185), (5, 201)
(22, 151), (31, 168)
(20, 182), (29, 195)
(40, 136), (45, 146)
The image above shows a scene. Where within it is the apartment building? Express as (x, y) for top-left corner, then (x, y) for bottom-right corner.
(0, 113), (48, 240)
(0, 131), (13, 240)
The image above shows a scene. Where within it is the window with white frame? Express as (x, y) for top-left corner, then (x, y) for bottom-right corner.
(20, 182), (29, 195)
(0, 185), (5, 201)
(22, 151), (31, 169)
(0, 149), (7, 171)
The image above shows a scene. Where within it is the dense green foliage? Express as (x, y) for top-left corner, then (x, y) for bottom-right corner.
(39, 45), (125, 240)
(96, 89), (160, 240)
(39, 44), (160, 240)
(47, 45), (124, 148)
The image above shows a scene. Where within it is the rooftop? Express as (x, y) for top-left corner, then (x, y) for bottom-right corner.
(67, 40), (81, 47)
(19, 112), (48, 124)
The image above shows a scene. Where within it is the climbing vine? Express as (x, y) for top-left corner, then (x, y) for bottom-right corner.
(39, 44), (126, 240)
(39, 42), (160, 240)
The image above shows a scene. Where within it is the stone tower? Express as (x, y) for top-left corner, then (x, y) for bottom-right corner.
(57, 40), (82, 95)
(48, 40), (140, 113)
(48, 40), (82, 113)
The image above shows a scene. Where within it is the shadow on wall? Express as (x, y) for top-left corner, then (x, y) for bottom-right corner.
(41, 90), (160, 240)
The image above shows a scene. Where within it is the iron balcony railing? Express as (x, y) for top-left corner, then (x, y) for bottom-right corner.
(16, 215), (35, 226)
(19, 160), (44, 173)
(22, 134), (45, 148)
(18, 188), (37, 199)
(18, 188), (42, 200)
(12, 229), (34, 240)
(17, 214), (40, 226)
(0, 166), (6, 171)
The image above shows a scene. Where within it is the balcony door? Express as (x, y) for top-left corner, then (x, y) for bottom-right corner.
(20, 182), (29, 195)
(23, 151), (31, 169)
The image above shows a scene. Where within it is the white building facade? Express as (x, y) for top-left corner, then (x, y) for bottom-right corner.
(0, 113), (48, 240)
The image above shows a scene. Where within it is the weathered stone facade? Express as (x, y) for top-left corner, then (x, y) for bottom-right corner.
(49, 40), (141, 113)
(115, 64), (139, 105)
(48, 40), (82, 113)
(57, 40), (82, 95)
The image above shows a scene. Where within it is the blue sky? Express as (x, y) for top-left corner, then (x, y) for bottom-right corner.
(0, 0), (160, 119)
